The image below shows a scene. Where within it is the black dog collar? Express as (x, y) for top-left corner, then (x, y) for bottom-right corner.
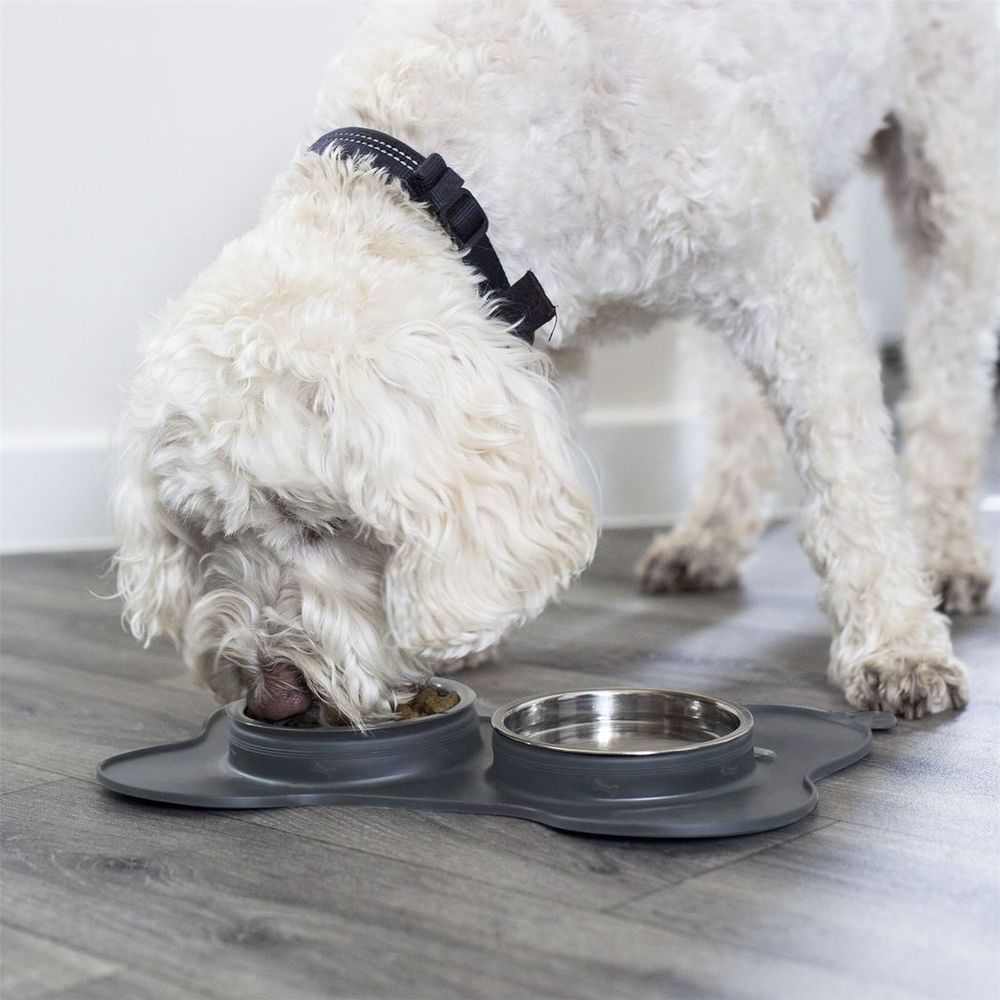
(309, 127), (555, 344)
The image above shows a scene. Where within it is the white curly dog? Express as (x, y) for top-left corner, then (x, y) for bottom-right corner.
(113, 1), (998, 724)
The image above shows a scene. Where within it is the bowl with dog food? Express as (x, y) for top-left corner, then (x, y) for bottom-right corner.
(97, 680), (894, 838)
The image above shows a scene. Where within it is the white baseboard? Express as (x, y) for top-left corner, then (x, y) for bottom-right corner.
(0, 416), (802, 554)
(580, 413), (801, 529)
(579, 416), (706, 528)
(1, 435), (114, 554)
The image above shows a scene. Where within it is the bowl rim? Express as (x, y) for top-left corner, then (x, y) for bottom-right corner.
(490, 687), (754, 756)
(228, 677), (477, 733)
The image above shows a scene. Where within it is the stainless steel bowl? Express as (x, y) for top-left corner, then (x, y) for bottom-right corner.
(491, 688), (753, 756)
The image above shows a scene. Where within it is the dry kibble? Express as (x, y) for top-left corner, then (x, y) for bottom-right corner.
(302, 685), (459, 727)
(395, 686), (460, 719)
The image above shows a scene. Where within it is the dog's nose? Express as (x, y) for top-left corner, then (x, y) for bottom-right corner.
(245, 662), (314, 722)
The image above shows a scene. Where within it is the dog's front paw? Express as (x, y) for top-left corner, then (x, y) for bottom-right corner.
(840, 651), (970, 720)
(434, 642), (502, 676)
(637, 533), (741, 594)
(931, 567), (992, 616)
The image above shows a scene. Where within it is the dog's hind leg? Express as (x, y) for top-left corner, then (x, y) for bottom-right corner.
(638, 330), (784, 593)
(874, 7), (1000, 614)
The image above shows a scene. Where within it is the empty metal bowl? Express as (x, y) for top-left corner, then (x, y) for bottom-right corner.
(491, 688), (753, 755)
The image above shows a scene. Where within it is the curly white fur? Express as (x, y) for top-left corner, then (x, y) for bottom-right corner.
(114, 0), (996, 720)
(113, 152), (597, 723)
(645, 2), (999, 630)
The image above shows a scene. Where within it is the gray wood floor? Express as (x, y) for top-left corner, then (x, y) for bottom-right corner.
(2, 510), (999, 999)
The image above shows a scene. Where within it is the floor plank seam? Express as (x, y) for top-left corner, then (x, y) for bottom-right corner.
(813, 810), (997, 851)
(1, 776), (67, 797)
(1, 762), (72, 791)
(33, 966), (235, 1000)
(600, 816), (842, 915)
(34, 972), (120, 1000)
(221, 808), (623, 911)
(1, 651), (188, 687)
(3, 901), (311, 1000)
(0, 920), (125, 996)
(0, 774), (76, 796)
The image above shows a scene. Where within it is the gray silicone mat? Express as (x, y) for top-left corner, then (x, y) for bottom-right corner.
(97, 682), (895, 838)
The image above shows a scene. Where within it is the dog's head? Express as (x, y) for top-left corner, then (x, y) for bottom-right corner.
(115, 153), (597, 719)
(281, 155), (599, 661)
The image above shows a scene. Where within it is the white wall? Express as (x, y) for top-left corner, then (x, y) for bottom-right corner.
(0, 1), (905, 551)
(1, 1), (368, 551)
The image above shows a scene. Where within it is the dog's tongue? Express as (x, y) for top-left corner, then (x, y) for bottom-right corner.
(245, 662), (314, 722)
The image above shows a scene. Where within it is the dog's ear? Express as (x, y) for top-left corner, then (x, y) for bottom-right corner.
(336, 320), (598, 660)
(111, 428), (201, 647)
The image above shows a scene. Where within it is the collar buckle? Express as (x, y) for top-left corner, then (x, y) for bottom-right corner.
(405, 153), (489, 249)
(310, 126), (554, 345)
